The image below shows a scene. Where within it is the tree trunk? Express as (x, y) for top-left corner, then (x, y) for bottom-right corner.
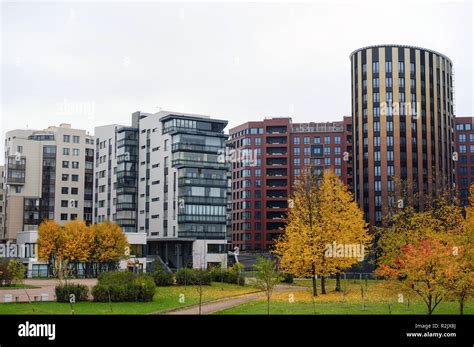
(321, 276), (326, 294)
(311, 265), (317, 297)
(335, 273), (341, 292)
(267, 294), (270, 315)
(460, 300), (464, 315)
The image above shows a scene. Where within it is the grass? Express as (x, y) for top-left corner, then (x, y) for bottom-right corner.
(0, 284), (40, 290)
(214, 279), (474, 315)
(214, 300), (474, 315)
(0, 282), (259, 315)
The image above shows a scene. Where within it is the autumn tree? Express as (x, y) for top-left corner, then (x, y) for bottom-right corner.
(37, 219), (64, 279)
(62, 220), (94, 278)
(275, 169), (370, 296)
(376, 180), (469, 315)
(376, 234), (455, 315)
(91, 221), (129, 275)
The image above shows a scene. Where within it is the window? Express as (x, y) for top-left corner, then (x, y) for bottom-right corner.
(335, 136), (341, 144)
(293, 137), (300, 145)
(62, 174), (69, 181)
(386, 77), (392, 88)
(373, 78), (379, 88)
(372, 61), (379, 73)
(72, 161), (79, 169)
(63, 135), (70, 143)
(398, 61), (404, 73)
(294, 147), (300, 155)
(72, 174), (79, 182)
(314, 137), (320, 144)
(385, 61), (392, 73)
(73, 136), (80, 143)
(294, 158), (300, 166)
(62, 161), (69, 168)
(72, 148), (80, 156)
(61, 187), (69, 194)
(304, 136), (310, 144)
(324, 136), (330, 144)
(324, 147), (330, 155)
(459, 134), (466, 142)
(61, 214), (68, 221)
(255, 137), (261, 146)
(304, 147), (311, 156)
(324, 157), (331, 166)
(63, 148), (70, 155)
(399, 77), (405, 88)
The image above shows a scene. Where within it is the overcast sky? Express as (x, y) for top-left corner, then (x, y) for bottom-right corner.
(1, 0), (473, 164)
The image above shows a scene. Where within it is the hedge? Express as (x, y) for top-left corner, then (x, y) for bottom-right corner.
(92, 272), (156, 302)
(55, 284), (89, 302)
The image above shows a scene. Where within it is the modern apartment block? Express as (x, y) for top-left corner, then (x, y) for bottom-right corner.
(228, 117), (352, 251)
(455, 116), (474, 206)
(93, 117), (147, 271)
(95, 111), (230, 269)
(2, 124), (95, 242)
(0, 165), (4, 240)
(350, 45), (456, 224)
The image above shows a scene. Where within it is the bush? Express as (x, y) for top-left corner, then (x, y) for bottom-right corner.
(92, 271), (156, 302)
(175, 268), (211, 285)
(8, 259), (27, 285)
(207, 264), (245, 285)
(281, 274), (294, 284)
(153, 271), (174, 286)
(0, 258), (12, 286)
(55, 284), (89, 302)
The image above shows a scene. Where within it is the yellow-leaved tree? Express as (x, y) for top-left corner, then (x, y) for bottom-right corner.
(62, 220), (94, 279)
(275, 169), (370, 296)
(37, 219), (64, 279)
(91, 221), (129, 275)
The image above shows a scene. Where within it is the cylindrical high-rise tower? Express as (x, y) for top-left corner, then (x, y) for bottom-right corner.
(350, 45), (455, 224)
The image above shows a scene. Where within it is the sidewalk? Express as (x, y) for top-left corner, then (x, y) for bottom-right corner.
(162, 283), (303, 315)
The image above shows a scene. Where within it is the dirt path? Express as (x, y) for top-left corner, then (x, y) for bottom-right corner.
(162, 284), (305, 315)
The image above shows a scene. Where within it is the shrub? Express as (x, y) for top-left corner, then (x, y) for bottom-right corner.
(134, 274), (156, 301)
(92, 271), (156, 302)
(8, 259), (27, 285)
(175, 268), (211, 285)
(0, 258), (12, 286)
(153, 271), (174, 286)
(281, 274), (294, 284)
(207, 264), (245, 285)
(55, 284), (89, 302)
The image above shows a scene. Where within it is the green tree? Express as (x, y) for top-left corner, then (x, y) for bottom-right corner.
(252, 257), (282, 314)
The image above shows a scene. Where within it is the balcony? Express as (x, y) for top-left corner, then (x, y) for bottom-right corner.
(177, 215), (227, 223)
(266, 168), (287, 177)
(266, 147), (287, 156)
(266, 126), (287, 134)
(267, 201), (288, 209)
(266, 137), (287, 145)
(180, 196), (227, 205)
(266, 179), (288, 188)
(266, 158), (287, 166)
(172, 143), (223, 154)
(7, 177), (25, 185)
(266, 190), (288, 199)
(172, 159), (229, 169)
(178, 177), (227, 187)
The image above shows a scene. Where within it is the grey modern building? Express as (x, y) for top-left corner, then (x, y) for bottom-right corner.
(94, 111), (231, 269)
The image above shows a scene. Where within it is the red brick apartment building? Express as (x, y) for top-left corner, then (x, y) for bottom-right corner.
(227, 116), (353, 251)
(455, 117), (474, 206)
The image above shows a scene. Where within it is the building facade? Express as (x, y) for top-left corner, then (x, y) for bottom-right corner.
(228, 117), (352, 251)
(93, 117), (147, 271)
(2, 124), (95, 242)
(350, 45), (456, 224)
(94, 111), (230, 270)
(455, 117), (474, 206)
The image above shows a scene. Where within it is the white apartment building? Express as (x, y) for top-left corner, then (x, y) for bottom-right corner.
(95, 111), (231, 270)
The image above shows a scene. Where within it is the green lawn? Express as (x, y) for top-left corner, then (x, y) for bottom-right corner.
(0, 283), (259, 315)
(215, 300), (474, 315)
(216, 279), (474, 315)
(0, 284), (40, 290)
